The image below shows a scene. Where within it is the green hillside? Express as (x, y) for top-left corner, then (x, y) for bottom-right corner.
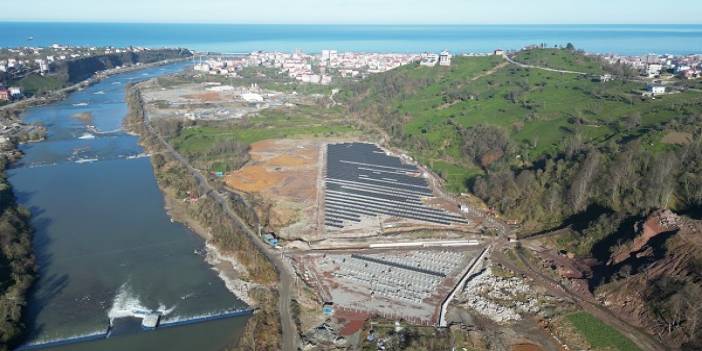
(345, 48), (702, 228)
(511, 48), (610, 74)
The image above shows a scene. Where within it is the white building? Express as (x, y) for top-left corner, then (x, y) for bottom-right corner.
(439, 51), (452, 66)
(646, 84), (666, 96)
(39, 61), (49, 74)
(420, 54), (439, 67)
(645, 64), (663, 77)
(8, 87), (22, 97)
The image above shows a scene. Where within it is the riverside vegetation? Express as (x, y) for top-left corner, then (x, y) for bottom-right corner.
(125, 86), (281, 350)
(342, 47), (702, 349)
(0, 159), (35, 351)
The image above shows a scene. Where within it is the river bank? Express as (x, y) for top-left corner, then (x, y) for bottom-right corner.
(0, 161), (35, 351)
(0, 59), (192, 351)
(7, 60), (254, 350)
(124, 84), (283, 350)
(0, 56), (192, 114)
(157, 171), (259, 307)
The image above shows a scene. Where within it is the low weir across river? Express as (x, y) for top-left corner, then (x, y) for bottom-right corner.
(9, 63), (249, 350)
(16, 309), (254, 350)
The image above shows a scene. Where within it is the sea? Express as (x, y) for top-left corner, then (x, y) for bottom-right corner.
(1, 23), (702, 55)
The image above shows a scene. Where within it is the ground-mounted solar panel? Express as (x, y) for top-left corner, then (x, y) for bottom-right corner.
(324, 142), (467, 229)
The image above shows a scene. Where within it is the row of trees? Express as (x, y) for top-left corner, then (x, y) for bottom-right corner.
(0, 160), (35, 350)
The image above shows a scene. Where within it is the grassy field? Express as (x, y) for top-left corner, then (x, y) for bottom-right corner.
(171, 105), (358, 156)
(17, 74), (66, 96)
(566, 312), (641, 351)
(512, 48), (609, 74)
(350, 48), (702, 193)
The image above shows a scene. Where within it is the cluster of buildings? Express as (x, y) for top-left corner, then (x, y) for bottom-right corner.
(601, 52), (702, 79)
(193, 57), (242, 77)
(0, 45), (157, 79)
(192, 50), (455, 85)
(317, 50), (424, 76)
(419, 51), (452, 67)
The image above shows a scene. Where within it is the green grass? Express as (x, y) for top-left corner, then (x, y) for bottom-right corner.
(17, 74), (66, 96)
(566, 312), (641, 351)
(171, 106), (358, 155)
(513, 48), (608, 74)
(350, 49), (702, 193)
(423, 159), (481, 193)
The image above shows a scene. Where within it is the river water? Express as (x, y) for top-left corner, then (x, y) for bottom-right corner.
(7, 63), (249, 350)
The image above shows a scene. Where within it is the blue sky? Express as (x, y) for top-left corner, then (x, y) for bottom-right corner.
(3, 0), (702, 24)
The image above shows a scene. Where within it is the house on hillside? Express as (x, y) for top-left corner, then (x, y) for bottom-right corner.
(643, 84), (666, 97)
(645, 63), (663, 77)
(598, 74), (613, 82)
(8, 87), (22, 99)
(0, 87), (10, 101)
(439, 50), (452, 66)
(420, 53), (439, 67)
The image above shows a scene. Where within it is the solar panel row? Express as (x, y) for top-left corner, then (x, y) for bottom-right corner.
(351, 254), (447, 277)
(324, 143), (468, 230)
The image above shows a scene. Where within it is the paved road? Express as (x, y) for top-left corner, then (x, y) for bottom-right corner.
(143, 118), (299, 350)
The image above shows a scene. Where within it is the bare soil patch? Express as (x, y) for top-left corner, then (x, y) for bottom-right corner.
(511, 343), (543, 351)
(185, 91), (223, 102)
(225, 139), (320, 235)
(661, 131), (693, 145)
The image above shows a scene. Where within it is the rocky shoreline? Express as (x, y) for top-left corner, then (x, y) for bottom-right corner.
(159, 178), (258, 306)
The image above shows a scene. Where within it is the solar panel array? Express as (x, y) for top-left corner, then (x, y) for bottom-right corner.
(324, 143), (468, 229)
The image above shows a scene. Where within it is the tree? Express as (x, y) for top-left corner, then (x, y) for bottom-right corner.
(568, 151), (600, 212)
(566, 42), (576, 50)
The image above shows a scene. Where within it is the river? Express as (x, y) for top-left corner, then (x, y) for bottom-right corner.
(7, 63), (249, 350)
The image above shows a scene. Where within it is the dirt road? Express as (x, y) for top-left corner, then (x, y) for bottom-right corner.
(503, 54), (589, 75)
(491, 243), (667, 351)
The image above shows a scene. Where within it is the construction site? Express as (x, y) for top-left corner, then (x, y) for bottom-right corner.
(136, 74), (575, 351)
(140, 80), (315, 121)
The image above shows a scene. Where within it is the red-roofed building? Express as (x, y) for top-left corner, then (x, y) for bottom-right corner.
(0, 88), (10, 101)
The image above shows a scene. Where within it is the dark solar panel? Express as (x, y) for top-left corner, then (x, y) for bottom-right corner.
(324, 143), (467, 229)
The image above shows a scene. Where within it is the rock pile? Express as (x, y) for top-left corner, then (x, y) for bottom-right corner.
(459, 264), (540, 323)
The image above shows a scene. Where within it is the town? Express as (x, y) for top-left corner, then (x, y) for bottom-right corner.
(3, 44), (702, 104)
(0, 45), (172, 102)
(2, 38), (702, 351)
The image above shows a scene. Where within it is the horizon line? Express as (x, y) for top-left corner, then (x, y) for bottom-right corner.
(2, 20), (702, 26)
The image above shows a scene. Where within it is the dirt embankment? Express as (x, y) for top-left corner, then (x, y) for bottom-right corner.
(592, 210), (702, 350)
